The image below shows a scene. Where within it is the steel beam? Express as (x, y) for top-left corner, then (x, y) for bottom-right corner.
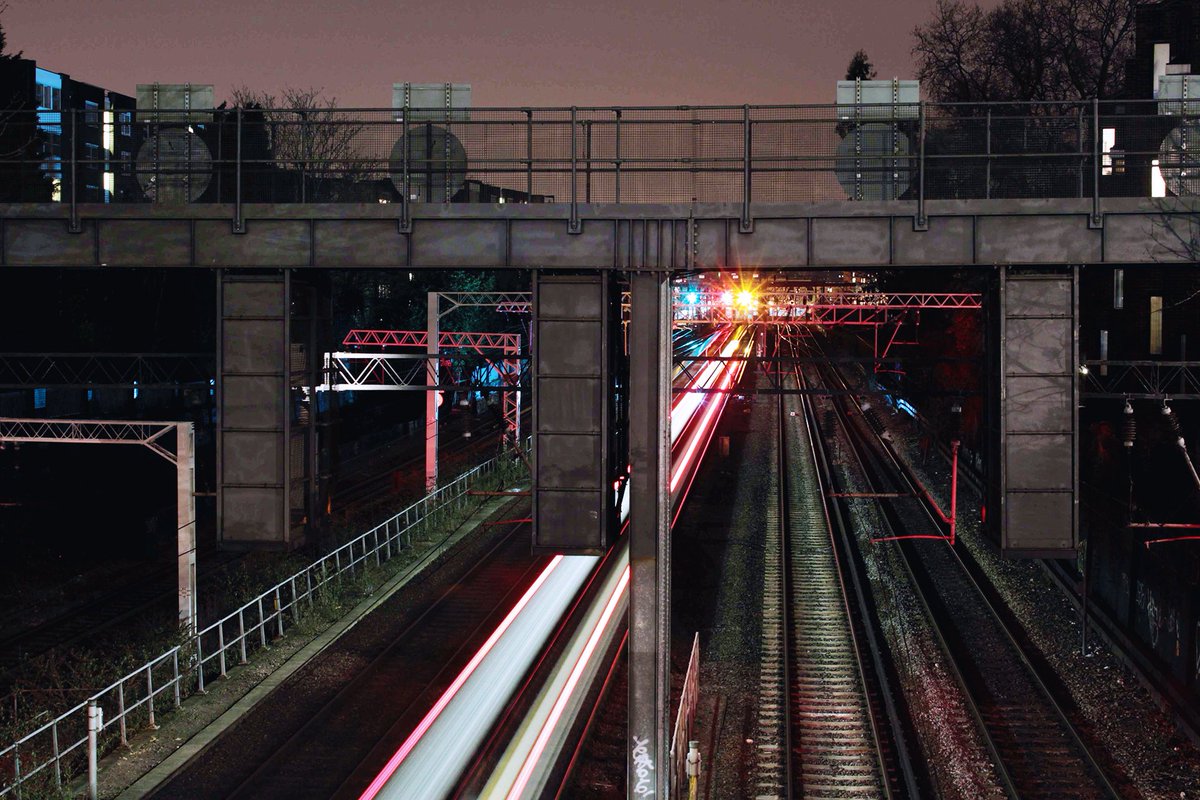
(628, 272), (672, 799)
(0, 418), (197, 628)
(176, 422), (197, 628)
(0, 353), (213, 389)
(2, 198), (1195, 270)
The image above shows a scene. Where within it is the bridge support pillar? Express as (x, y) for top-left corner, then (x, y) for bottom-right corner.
(217, 271), (327, 549)
(997, 266), (1080, 557)
(628, 271), (671, 799)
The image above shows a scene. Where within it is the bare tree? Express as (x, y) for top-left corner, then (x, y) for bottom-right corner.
(912, 0), (1000, 103)
(913, 0), (1135, 103)
(228, 86), (366, 200)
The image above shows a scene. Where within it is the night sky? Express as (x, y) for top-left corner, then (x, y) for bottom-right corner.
(5, 0), (999, 108)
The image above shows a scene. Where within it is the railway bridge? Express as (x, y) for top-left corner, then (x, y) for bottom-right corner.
(2, 99), (1199, 797)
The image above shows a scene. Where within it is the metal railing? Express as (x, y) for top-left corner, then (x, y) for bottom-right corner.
(0, 99), (1195, 228)
(0, 447), (523, 797)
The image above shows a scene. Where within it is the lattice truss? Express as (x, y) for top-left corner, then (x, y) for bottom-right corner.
(672, 290), (982, 325)
(0, 418), (186, 463)
(324, 330), (525, 448)
(0, 353), (213, 388)
(437, 292), (531, 316)
(1081, 361), (1200, 399)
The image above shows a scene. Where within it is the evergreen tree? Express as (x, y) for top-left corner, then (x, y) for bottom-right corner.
(845, 50), (877, 81)
(0, 9), (52, 202)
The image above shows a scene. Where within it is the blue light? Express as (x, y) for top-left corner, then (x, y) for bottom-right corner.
(684, 291), (699, 305)
(897, 399), (917, 418)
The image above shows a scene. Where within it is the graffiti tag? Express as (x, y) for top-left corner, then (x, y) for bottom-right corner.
(631, 736), (655, 797)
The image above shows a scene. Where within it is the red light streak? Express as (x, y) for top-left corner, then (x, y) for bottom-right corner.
(504, 565), (631, 799)
(358, 555), (565, 800)
(362, 326), (746, 799)
(670, 344), (747, 493)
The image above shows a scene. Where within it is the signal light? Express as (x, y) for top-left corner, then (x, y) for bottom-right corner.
(733, 288), (757, 312)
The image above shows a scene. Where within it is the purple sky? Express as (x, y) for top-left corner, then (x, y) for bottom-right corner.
(4, 0), (989, 108)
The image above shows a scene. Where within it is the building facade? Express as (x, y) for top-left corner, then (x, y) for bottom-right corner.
(0, 58), (137, 203)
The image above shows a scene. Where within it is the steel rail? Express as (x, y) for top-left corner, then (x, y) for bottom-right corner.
(791, 342), (914, 798)
(811, 341), (1119, 800)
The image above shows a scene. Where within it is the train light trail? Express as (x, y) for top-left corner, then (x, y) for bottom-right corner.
(361, 326), (749, 800)
(500, 565), (631, 799)
(359, 556), (566, 800)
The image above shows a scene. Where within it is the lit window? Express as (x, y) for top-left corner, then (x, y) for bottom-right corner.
(1101, 128), (1116, 176)
(1151, 159), (1167, 198)
(33, 388), (46, 409)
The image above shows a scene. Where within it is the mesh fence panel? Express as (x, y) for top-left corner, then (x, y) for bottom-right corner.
(0, 101), (1195, 205)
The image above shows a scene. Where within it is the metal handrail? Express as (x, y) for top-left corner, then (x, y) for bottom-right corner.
(0, 444), (526, 797)
(3, 98), (1194, 216)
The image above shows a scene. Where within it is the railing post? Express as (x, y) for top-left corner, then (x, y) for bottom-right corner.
(87, 701), (101, 800)
(985, 108), (992, 200)
(118, 682), (128, 744)
(196, 634), (206, 694)
(275, 587), (285, 637)
(525, 108), (534, 200)
(615, 109), (623, 203)
(68, 109), (81, 233)
(306, 569), (314, 608)
(234, 107), (244, 233)
(173, 649), (182, 708)
(51, 719), (61, 787)
(1077, 104), (1085, 199)
(299, 110), (307, 203)
(218, 623), (227, 677)
(400, 111), (412, 233)
(238, 608), (248, 663)
(1090, 97), (1103, 228)
(257, 596), (267, 648)
(741, 104), (753, 232)
(147, 667), (158, 729)
(916, 101), (928, 230)
(569, 106), (581, 233)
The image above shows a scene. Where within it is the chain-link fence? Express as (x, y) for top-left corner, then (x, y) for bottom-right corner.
(0, 100), (1195, 210)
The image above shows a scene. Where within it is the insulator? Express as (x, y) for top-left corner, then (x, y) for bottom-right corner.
(1163, 404), (1184, 437)
(1121, 401), (1136, 448)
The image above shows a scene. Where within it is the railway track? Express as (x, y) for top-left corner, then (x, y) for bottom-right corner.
(810, 345), (1120, 799)
(779, 378), (890, 799)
